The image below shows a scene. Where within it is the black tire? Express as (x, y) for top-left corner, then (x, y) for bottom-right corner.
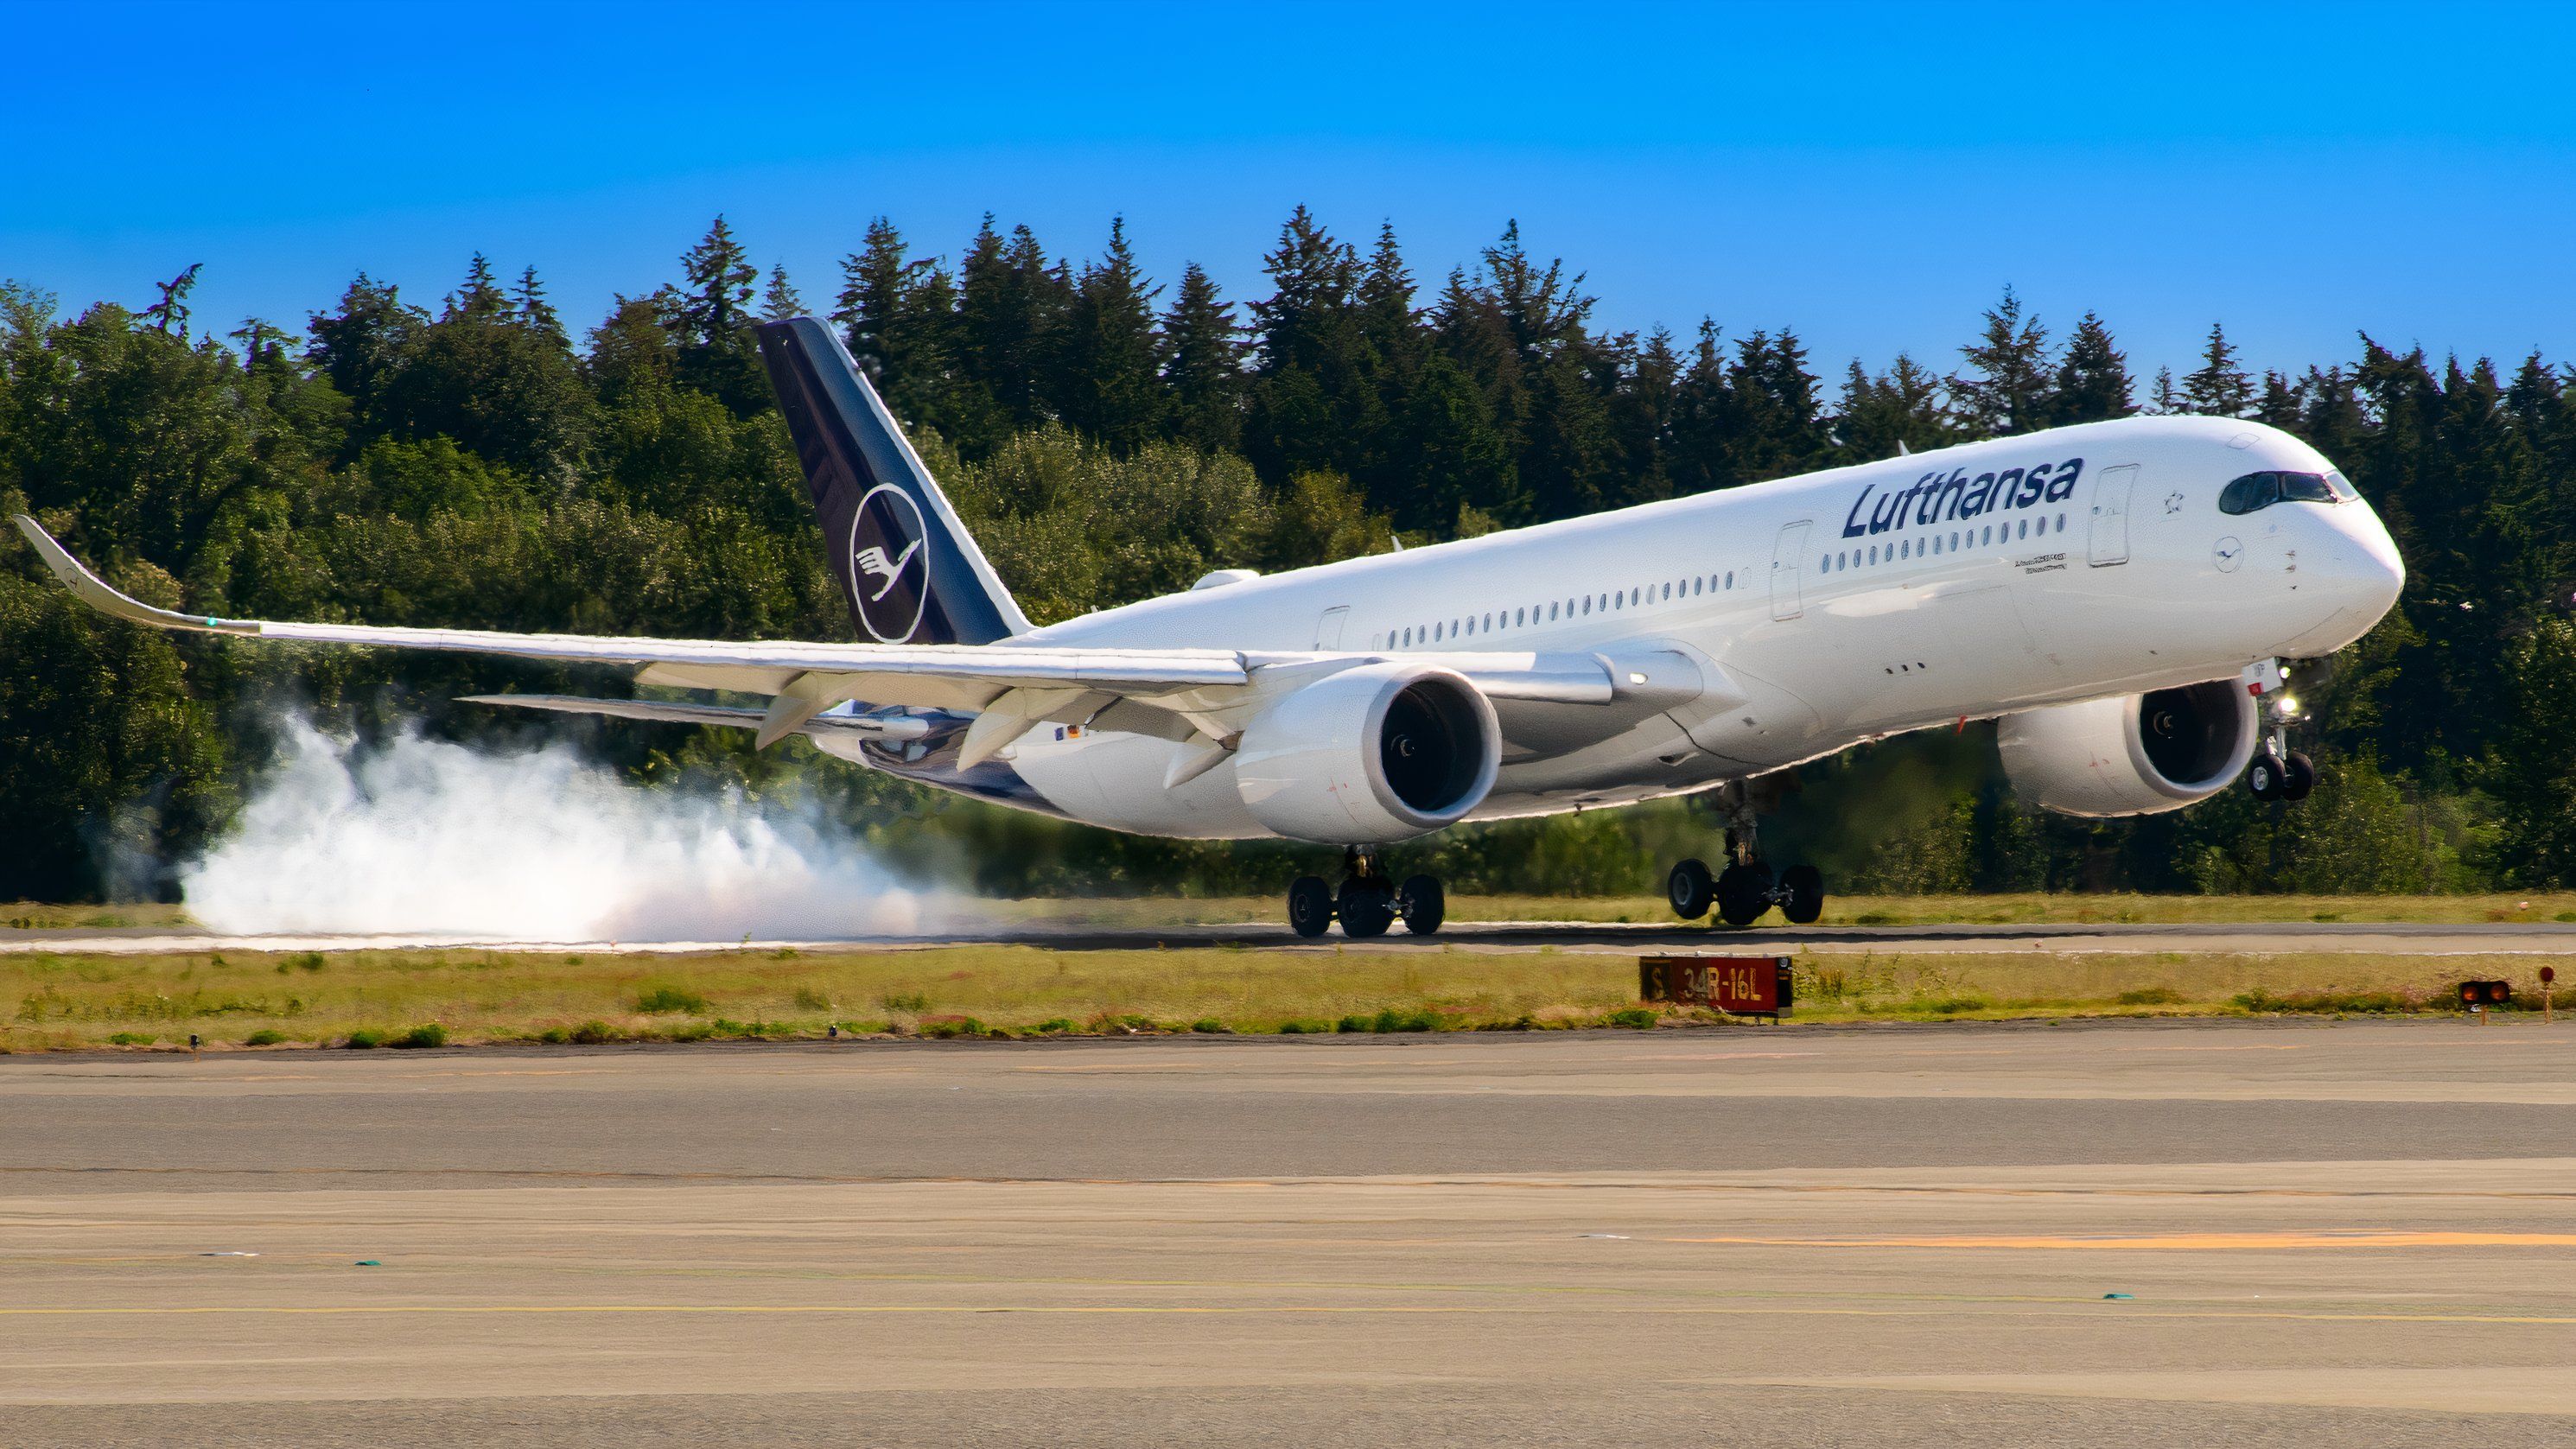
(1668, 858), (1714, 920)
(1338, 880), (1395, 938)
(2247, 751), (2285, 801)
(1287, 876), (1334, 938)
(1397, 874), (1446, 935)
(1715, 861), (1774, 927)
(2282, 752), (2316, 801)
(1780, 864), (1824, 925)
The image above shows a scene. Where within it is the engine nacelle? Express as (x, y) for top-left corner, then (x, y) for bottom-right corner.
(1233, 663), (1502, 843)
(1997, 680), (2258, 817)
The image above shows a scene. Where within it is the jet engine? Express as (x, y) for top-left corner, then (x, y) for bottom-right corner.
(1232, 663), (1501, 842)
(1996, 680), (2257, 817)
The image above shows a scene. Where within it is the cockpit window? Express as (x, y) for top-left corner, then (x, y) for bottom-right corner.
(2219, 470), (2346, 515)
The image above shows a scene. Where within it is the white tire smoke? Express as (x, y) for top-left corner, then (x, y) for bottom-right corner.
(181, 718), (951, 941)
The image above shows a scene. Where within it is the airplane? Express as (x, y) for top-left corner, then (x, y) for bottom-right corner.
(14, 317), (2407, 938)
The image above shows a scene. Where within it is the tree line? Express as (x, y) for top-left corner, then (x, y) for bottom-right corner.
(2, 211), (2571, 903)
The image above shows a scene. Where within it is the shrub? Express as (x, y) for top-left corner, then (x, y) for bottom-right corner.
(1034, 1018), (1074, 1034)
(2116, 987), (2185, 1006)
(919, 1014), (987, 1039)
(1604, 1007), (1658, 1030)
(1371, 1007), (1438, 1033)
(568, 1020), (620, 1045)
(1335, 1014), (1371, 1033)
(1918, 995), (1989, 1015)
(880, 989), (930, 1013)
(537, 1026), (569, 1044)
(636, 986), (709, 1015)
(344, 1029), (384, 1049)
(1191, 1019), (1230, 1033)
(105, 1031), (155, 1045)
(393, 1023), (448, 1049)
(243, 1029), (285, 1046)
(791, 987), (833, 1012)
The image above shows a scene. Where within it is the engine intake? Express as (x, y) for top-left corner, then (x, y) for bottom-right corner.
(1233, 664), (1501, 842)
(1997, 680), (2257, 817)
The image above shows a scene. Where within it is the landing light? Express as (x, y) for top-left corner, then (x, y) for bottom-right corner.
(2276, 695), (2300, 718)
(1627, 672), (1649, 685)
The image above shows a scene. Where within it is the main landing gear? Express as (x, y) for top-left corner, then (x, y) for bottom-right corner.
(1668, 785), (1823, 926)
(2245, 661), (2316, 804)
(1287, 848), (1446, 938)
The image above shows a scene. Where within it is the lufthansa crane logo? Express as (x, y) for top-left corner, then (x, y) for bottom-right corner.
(847, 482), (930, 642)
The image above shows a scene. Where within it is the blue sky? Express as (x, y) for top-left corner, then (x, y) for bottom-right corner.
(6, 1), (2572, 385)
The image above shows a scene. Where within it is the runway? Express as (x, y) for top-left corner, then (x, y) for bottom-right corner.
(5, 1020), (2574, 1446)
(12, 917), (2576, 956)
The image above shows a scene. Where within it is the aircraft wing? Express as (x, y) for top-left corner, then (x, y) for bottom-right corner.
(16, 515), (1624, 762)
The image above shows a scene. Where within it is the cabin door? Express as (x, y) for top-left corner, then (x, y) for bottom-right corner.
(2089, 464), (2139, 566)
(1313, 605), (1350, 650)
(1770, 520), (1811, 621)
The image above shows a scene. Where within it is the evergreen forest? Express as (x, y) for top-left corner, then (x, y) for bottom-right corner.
(5, 211), (2572, 903)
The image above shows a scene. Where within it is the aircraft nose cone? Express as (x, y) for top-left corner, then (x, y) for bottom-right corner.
(2323, 509), (2407, 620)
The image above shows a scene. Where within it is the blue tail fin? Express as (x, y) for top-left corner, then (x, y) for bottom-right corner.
(755, 316), (1030, 645)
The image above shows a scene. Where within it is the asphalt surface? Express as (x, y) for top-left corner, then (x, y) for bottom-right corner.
(13, 917), (2576, 956)
(6, 1021), (2575, 1446)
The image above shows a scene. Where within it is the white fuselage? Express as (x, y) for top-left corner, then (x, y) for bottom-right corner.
(985, 416), (2405, 839)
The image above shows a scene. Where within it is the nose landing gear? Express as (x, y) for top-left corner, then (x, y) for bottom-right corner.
(1667, 784), (1826, 926)
(1286, 848), (1447, 938)
(2244, 661), (2316, 803)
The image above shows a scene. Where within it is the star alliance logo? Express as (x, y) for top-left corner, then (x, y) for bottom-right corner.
(847, 482), (930, 642)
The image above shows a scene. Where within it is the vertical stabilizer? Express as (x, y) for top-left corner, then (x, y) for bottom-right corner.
(755, 316), (1030, 645)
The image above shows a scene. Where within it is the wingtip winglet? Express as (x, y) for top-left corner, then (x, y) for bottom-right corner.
(11, 512), (241, 633)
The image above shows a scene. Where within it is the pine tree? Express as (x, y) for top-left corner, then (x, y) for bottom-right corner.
(1951, 285), (2053, 436)
(2049, 311), (2134, 424)
(674, 215), (764, 413)
(1834, 353), (1954, 461)
(2147, 365), (2179, 415)
(1353, 222), (1423, 381)
(761, 263), (804, 321)
(514, 265), (563, 343)
(1725, 329), (1828, 484)
(957, 218), (1072, 429)
(1159, 262), (1245, 454)
(2181, 322), (2254, 417)
(1055, 218), (1162, 451)
(678, 216), (756, 341)
(1243, 207), (1370, 486)
(449, 254), (509, 321)
(836, 218), (975, 439)
(140, 263), (203, 339)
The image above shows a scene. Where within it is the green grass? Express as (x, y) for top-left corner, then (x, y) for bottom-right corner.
(17, 893), (2576, 943)
(2, 937), (2571, 1051)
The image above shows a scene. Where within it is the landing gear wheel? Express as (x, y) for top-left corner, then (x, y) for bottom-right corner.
(1287, 876), (1334, 938)
(1780, 864), (1824, 925)
(1397, 875), (1446, 935)
(1715, 861), (1775, 927)
(2281, 752), (2316, 802)
(1668, 858), (1714, 921)
(2247, 752), (2286, 801)
(1337, 880), (1395, 938)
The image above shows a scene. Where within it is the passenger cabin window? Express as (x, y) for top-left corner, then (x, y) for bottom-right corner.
(2221, 470), (2347, 515)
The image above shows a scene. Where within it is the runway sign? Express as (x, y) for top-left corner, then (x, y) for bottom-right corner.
(1639, 955), (1794, 1018)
